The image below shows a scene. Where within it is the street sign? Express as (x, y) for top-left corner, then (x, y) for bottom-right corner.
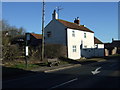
(26, 46), (28, 56)
(26, 33), (30, 40)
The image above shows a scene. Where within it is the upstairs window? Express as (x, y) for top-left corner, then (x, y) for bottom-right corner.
(72, 31), (75, 37)
(47, 31), (51, 38)
(73, 45), (77, 52)
(84, 33), (86, 38)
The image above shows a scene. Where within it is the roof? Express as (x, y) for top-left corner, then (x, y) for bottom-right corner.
(57, 19), (94, 33)
(94, 37), (103, 44)
(111, 40), (120, 47)
(104, 40), (120, 48)
(30, 33), (42, 39)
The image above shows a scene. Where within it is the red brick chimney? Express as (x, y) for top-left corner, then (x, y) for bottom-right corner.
(74, 17), (80, 25)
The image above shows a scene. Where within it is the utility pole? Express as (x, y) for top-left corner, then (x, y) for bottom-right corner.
(56, 6), (63, 19)
(41, 0), (45, 61)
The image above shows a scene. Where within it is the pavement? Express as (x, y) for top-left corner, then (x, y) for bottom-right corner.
(31, 63), (81, 73)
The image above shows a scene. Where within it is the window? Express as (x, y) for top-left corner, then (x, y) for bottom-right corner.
(73, 45), (77, 52)
(84, 33), (86, 38)
(72, 31), (75, 37)
(47, 31), (51, 37)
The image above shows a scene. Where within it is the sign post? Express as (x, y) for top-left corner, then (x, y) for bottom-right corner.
(25, 46), (28, 68)
(25, 33), (30, 68)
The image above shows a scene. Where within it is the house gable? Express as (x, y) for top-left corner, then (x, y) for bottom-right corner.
(44, 19), (67, 45)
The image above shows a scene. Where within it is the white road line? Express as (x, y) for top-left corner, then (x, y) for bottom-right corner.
(50, 78), (78, 89)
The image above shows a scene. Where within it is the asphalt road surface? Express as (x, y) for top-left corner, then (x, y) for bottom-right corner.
(3, 57), (120, 89)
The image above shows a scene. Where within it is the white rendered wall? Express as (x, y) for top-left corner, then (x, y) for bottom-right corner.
(44, 19), (66, 46)
(97, 44), (104, 48)
(67, 28), (94, 59)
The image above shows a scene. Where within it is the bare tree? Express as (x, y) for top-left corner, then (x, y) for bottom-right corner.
(18, 27), (26, 35)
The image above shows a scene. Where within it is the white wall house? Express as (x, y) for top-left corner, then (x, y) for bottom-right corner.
(94, 37), (104, 57)
(45, 10), (104, 59)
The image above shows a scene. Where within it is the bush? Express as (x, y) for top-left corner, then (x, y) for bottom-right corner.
(29, 46), (41, 61)
(3, 45), (19, 61)
(44, 44), (67, 58)
(14, 44), (67, 62)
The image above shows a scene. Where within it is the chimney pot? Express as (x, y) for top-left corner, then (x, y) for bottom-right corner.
(74, 17), (80, 25)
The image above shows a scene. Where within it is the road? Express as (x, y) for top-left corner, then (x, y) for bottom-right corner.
(3, 57), (120, 88)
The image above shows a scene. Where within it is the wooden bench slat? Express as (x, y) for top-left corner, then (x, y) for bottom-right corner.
(47, 58), (60, 67)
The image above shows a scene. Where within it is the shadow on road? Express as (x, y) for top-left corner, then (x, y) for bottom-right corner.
(104, 55), (120, 60)
(2, 66), (36, 80)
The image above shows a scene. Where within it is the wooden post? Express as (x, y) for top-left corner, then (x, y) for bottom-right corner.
(41, 0), (45, 61)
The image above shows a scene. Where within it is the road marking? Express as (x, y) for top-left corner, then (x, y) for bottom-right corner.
(50, 78), (78, 89)
(91, 67), (101, 75)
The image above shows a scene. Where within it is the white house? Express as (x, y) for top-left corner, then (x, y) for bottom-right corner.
(94, 37), (104, 57)
(44, 10), (104, 59)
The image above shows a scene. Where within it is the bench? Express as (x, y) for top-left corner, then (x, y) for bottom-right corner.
(47, 58), (60, 67)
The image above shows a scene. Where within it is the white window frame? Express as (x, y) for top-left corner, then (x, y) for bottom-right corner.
(72, 45), (77, 52)
(84, 33), (86, 38)
(72, 31), (75, 37)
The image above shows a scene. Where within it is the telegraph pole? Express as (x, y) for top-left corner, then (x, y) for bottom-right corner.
(41, 0), (45, 61)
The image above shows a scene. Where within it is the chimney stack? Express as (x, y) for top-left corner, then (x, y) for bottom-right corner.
(74, 17), (80, 25)
(112, 38), (114, 42)
(52, 10), (58, 20)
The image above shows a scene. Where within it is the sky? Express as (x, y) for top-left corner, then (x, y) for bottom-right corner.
(2, 2), (118, 43)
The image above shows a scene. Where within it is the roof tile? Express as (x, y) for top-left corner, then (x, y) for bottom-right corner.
(31, 33), (42, 39)
(57, 19), (94, 33)
(94, 37), (103, 44)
